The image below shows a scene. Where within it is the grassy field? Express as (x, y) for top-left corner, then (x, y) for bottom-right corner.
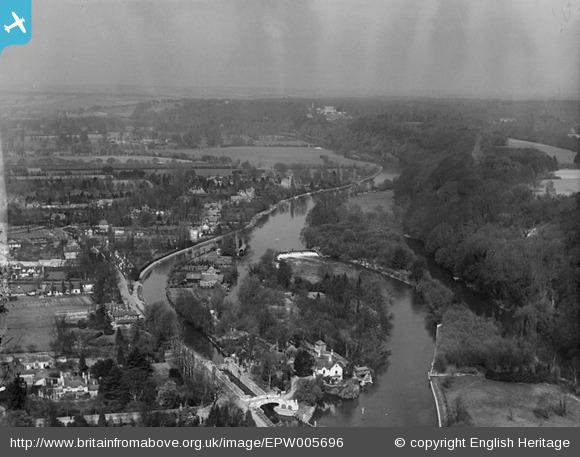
(288, 258), (364, 284)
(437, 375), (580, 427)
(3, 296), (94, 353)
(0, 92), (155, 114)
(348, 190), (394, 212)
(507, 138), (577, 165)
(172, 146), (366, 168)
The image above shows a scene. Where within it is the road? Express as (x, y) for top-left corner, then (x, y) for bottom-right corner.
(116, 269), (145, 316)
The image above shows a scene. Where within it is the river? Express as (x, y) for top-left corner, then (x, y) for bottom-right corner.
(142, 168), (440, 426)
(142, 138), (577, 427)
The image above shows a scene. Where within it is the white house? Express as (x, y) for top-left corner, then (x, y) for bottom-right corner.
(314, 353), (344, 381)
(53, 372), (99, 400)
(312, 340), (345, 381)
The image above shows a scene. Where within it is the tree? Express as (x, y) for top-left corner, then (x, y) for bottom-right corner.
(45, 402), (63, 427)
(115, 328), (125, 348)
(293, 350), (314, 377)
(277, 260), (292, 288)
(205, 402), (250, 427)
(157, 380), (179, 408)
(93, 263), (119, 305)
(144, 301), (178, 348)
(97, 410), (108, 427)
(220, 235), (237, 257)
(4, 410), (34, 427)
(410, 258), (427, 283)
(293, 379), (323, 406)
(121, 347), (153, 403)
(90, 305), (113, 332)
(173, 292), (213, 335)
(243, 410), (255, 426)
(68, 414), (89, 427)
(117, 346), (126, 365)
(390, 245), (413, 270)
(51, 316), (76, 356)
(4, 376), (27, 410)
(90, 358), (115, 380)
(79, 352), (88, 374)
(99, 366), (129, 407)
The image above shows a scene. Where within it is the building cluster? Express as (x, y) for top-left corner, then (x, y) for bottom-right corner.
(307, 104), (351, 122)
(229, 187), (256, 205)
(105, 303), (142, 329)
(285, 339), (372, 387)
(176, 251), (234, 290)
(288, 340), (348, 383)
(7, 265), (93, 299)
(0, 353), (99, 401)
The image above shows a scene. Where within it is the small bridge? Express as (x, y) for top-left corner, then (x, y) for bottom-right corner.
(249, 395), (298, 410)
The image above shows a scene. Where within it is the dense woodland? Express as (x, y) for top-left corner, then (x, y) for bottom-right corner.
(296, 100), (579, 384)
(210, 250), (392, 371)
(395, 134), (579, 380)
(301, 194), (415, 271)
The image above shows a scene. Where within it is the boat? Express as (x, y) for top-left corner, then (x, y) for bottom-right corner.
(353, 365), (373, 386)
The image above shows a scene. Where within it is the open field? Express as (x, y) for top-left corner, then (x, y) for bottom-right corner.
(348, 190), (394, 212)
(507, 138), (577, 165)
(288, 258), (362, 284)
(171, 146), (367, 168)
(3, 295), (94, 353)
(0, 92), (158, 115)
(437, 375), (580, 427)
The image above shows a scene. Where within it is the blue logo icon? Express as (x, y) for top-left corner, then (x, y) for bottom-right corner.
(1, 0), (31, 54)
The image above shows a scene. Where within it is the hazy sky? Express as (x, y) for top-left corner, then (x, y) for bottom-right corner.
(0, 0), (578, 98)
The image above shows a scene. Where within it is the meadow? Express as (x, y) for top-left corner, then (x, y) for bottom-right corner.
(3, 295), (94, 353)
(173, 146), (367, 168)
(507, 138), (577, 165)
(347, 190), (394, 212)
(438, 375), (580, 427)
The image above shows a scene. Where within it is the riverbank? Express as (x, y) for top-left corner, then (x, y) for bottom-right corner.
(141, 164), (442, 427)
(428, 324), (446, 427)
(436, 375), (580, 427)
(429, 323), (580, 427)
(138, 164), (384, 282)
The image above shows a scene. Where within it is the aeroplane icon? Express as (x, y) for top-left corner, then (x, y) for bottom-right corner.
(4, 12), (26, 34)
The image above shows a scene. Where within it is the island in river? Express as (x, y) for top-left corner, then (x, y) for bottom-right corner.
(142, 138), (580, 427)
(142, 169), (439, 426)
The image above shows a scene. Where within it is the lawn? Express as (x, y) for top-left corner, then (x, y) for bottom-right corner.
(437, 375), (580, 427)
(287, 258), (362, 284)
(348, 190), (394, 212)
(506, 138), (577, 165)
(171, 146), (367, 168)
(2, 295), (95, 353)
